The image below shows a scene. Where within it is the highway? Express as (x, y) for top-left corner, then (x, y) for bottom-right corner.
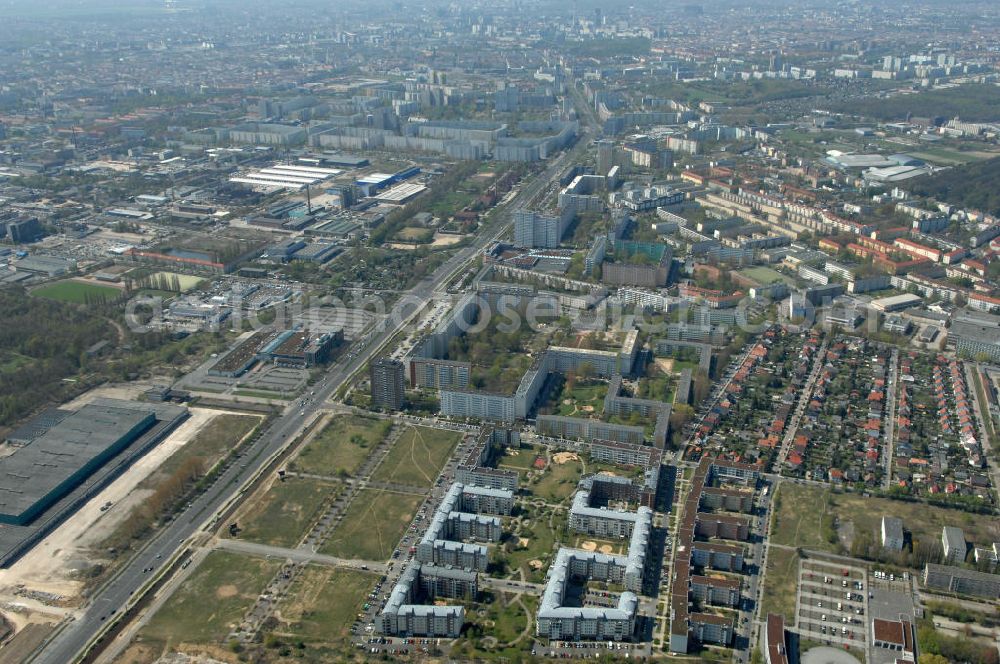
(29, 122), (593, 664)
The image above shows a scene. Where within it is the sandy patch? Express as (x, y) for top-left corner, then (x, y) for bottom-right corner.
(528, 560), (544, 570)
(599, 545), (614, 555)
(518, 537), (530, 548)
(61, 380), (171, 409)
(580, 541), (597, 552)
(597, 470), (618, 477)
(580, 405), (594, 412)
(430, 233), (464, 247)
(552, 452), (579, 465)
(654, 358), (676, 374)
(215, 585), (238, 599)
(0, 406), (239, 614)
(562, 399), (572, 405)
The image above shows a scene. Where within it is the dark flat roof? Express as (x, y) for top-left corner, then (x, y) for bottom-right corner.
(0, 403), (155, 521)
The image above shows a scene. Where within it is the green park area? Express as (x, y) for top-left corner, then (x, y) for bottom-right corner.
(234, 477), (338, 548)
(738, 266), (788, 286)
(772, 482), (1000, 565)
(371, 425), (462, 487)
(320, 489), (423, 560)
(552, 378), (606, 418)
(32, 280), (121, 303)
(450, 592), (540, 662)
(291, 414), (391, 477)
(759, 546), (799, 621)
(394, 226), (434, 243)
(500, 502), (567, 582)
(497, 444), (545, 471)
(529, 454), (584, 503)
(265, 565), (377, 659)
(135, 551), (280, 650)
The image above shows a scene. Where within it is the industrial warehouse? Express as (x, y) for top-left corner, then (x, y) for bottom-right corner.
(0, 399), (188, 566)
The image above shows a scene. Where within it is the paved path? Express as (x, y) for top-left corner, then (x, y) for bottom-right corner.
(882, 348), (900, 489)
(216, 538), (388, 573)
(776, 337), (829, 468)
(966, 362), (1000, 493)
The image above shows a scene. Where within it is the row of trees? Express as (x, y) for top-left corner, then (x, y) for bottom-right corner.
(113, 456), (205, 546)
(918, 620), (999, 664)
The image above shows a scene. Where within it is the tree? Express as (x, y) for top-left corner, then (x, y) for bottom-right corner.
(920, 655), (948, 664)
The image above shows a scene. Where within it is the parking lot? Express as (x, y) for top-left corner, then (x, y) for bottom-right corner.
(540, 639), (653, 659)
(796, 558), (868, 652)
(867, 569), (916, 664)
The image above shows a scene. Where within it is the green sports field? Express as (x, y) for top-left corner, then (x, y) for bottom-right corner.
(738, 266), (789, 286)
(32, 280), (121, 303)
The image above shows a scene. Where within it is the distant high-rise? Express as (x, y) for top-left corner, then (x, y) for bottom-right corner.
(596, 140), (615, 175)
(370, 358), (405, 410)
(513, 209), (572, 249)
(8, 217), (43, 244)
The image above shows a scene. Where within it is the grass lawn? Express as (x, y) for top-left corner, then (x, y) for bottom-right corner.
(738, 266), (788, 285)
(143, 414), (260, 491)
(138, 551), (280, 648)
(32, 280), (121, 303)
(673, 359), (700, 372)
(972, 370), (998, 445)
(146, 271), (204, 292)
(909, 148), (996, 165)
(395, 226), (434, 243)
(498, 445), (545, 471)
(554, 380), (607, 417)
(570, 534), (627, 555)
(832, 491), (1000, 554)
(451, 593), (539, 662)
(371, 425), (462, 487)
(773, 482), (1000, 559)
(588, 460), (647, 481)
(531, 458), (584, 503)
(292, 414), (390, 478)
(770, 482), (839, 551)
(760, 546), (799, 623)
(0, 350), (32, 374)
(320, 489), (423, 561)
(235, 477), (337, 548)
(271, 565), (376, 648)
(504, 508), (566, 582)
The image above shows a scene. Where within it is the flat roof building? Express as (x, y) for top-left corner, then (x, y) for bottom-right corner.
(536, 548), (639, 642)
(942, 526), (967, 565)
(881, 516), (904, 551)
(949, 312), (1000, 362)
(378, 561), (466, 637)
(371, 357), (406, 410)
(0, 399), (188, 565)
(924, 563), (1000, 599)
(870, 293), (923, 312)
(0, 404), (157, 525)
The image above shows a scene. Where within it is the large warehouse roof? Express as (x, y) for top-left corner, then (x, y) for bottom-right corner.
(0, 403), (156, 524)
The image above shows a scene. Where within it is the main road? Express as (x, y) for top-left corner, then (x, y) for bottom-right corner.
(30, 120), (595, 664)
